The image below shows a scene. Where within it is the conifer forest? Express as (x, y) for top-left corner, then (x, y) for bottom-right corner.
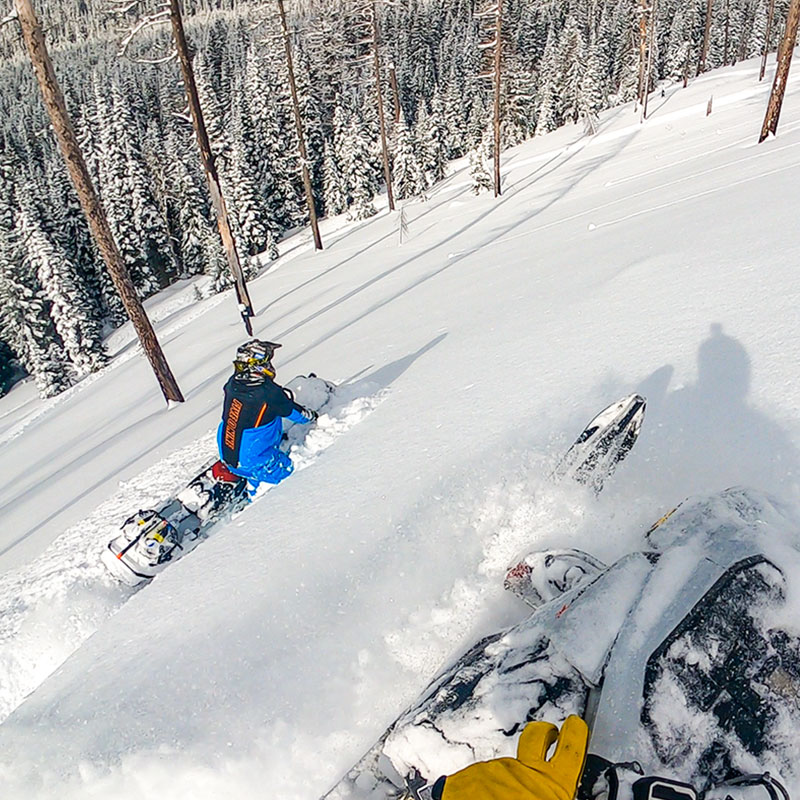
(0, 0), (790, 398)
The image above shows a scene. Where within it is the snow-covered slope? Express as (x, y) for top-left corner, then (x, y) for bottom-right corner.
(2, 60), (800, 798)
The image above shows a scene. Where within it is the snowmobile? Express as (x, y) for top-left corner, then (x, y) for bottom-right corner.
(324, 410), (799, 800)
(101, 374), (337, 586)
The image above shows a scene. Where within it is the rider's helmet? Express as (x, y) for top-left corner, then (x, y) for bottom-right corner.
(233, 339), (281, 379)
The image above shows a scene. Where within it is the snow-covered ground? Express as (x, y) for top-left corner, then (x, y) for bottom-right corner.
(2, 59), (800, 798)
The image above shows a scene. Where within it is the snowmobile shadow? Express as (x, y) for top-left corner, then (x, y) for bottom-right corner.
(635, 323), (800, 502)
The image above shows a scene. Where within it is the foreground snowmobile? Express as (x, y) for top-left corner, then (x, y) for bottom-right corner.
(101, 374), (337, 586)
(325, 431), (800, 798)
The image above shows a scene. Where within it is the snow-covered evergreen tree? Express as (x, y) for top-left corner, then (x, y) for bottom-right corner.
(322, 143), (348, 217)
(748, 0), (770, 58)
(342, 119), (378, 221)
(244, 45), (298, 231)
(165, 132), (229, 290)
(560, 17), (588, 123)
(468, 128), (493, 195)
(294, 46), (328, 215)
(0, 224), (72, 399)
(16, 190), (107, 377)
(612, 5), (642, 103)
(94, 77), (162, 298)
(579, 44), (606, 128)
(536, 29), (562, 136)
(417, 91), (449, 184)
(224, 97), (277, 259)
(666, 5), (698, 80)
(392, 116), (427, 200)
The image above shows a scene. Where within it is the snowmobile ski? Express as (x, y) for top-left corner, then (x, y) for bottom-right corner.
(552, 393), (645, 493)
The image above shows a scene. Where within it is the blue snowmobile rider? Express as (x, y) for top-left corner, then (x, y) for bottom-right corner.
(217, 339), (317, 488)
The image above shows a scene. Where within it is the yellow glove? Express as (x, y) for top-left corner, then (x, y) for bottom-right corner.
(431, 716), (589, 800)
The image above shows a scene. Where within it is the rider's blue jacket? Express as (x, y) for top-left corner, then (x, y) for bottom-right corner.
(217, 372), (311, 485)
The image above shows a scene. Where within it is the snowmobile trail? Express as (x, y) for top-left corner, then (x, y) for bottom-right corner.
(0, 378), (384, 724)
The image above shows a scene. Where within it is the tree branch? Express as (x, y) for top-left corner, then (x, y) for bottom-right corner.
(1, 6), (18, 25)
(117, 9), (170, 58)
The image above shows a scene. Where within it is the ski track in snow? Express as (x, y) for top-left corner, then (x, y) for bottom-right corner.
(0, 388), (384, 724)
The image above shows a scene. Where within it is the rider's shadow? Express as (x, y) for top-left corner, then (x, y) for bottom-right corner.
(636, 324), (800, 501)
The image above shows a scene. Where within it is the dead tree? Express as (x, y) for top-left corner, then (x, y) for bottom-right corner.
(641, 0), (659, 120)
(349, 0), (395, 211)
(389, 63), (401, 124)
(636, 0), (649, 106)
(697, 0), (714, 75)
(110, 0), (255, 336)
(477, 0), (504, 197)
(722, 0), (730, 65)
(13, 0), (184, 404)
(759, 0), (800, 142)
(760, 0), (777, 81)
(276, 0), (323, 250)
(492, 0), (503, 196)
(370, 0), (395, 212)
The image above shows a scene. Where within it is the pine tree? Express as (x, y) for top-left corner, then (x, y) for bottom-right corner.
(0, 339), (19, 396)
(468, 128), (493, 195)
(392, 115), (427, 200)
(124, 134), (177, 290)
(322, 142), (348, 217)
(536, 28), (562, 135)
(166, 132), (229, 290)
(225, 97), (278, 260)
(342, 119), (377, 220)
(294, 45), (328, 215)
(560, 17), (588, 123)
(244, 44), (298, 231)
(16, 190), (107, 377)
(579, 44), (606, 127)
(612, 3), (642, 102)
(0, 224), (72, 399)
(666, 5), (698, 79)
(418, 90), (449, 184)
(94, 77), (162, 298)
(748, 0), (769, 57)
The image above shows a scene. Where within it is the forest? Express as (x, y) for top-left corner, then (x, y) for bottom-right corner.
(0, 0), (789, 398)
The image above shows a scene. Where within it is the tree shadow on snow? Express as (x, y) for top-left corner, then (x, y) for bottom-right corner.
(635, 323), (800, 503)
(285, 333), (447, 403)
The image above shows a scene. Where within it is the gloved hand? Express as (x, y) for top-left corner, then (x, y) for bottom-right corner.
(302, 406), (318, 423)
(430, 716), (588, 800)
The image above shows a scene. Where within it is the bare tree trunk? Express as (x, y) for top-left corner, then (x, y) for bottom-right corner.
(683, 43), (691, 87)
(371, 0), (395, 212)
(759, 0), (800, 141)
(637, 0), (649, 106)
(642, 0), (658, 120)
(277, 0), (323, 251)
(493, 0), (503, 197)
(760, 0), (777, 81)
(697, 0), (714, 75)
(168, 0), (255, 335)
(14, 0), (184, 404)
(389, 64), (401, 124)
(723, 0), (730, 65)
